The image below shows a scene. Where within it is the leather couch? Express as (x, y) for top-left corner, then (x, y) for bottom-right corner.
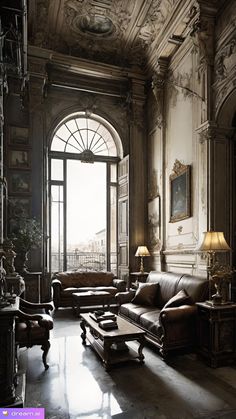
(116, 271), (208, 359)
(51, 270), (126, 309)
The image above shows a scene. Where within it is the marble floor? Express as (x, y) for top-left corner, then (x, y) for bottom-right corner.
(20, 308), (236, 419)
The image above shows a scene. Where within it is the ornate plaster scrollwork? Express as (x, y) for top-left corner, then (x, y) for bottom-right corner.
(215, 38), (236, 81)
(190, 16), (214, 77)
(151, 58), (168, 128)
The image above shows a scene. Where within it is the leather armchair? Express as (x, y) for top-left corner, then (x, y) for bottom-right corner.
(15, 298), (54, 370)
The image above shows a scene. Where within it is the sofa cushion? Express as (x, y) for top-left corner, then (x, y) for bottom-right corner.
(120, 303), (157, 324)
(131, 283), (159, 306)
(163, 289), (192, 309)
(139, 310), (163, 338)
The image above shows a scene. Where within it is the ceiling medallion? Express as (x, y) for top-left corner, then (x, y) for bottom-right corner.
(78, 14), (115, 37)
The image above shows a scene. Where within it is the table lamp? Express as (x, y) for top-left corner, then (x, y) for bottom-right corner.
(135, 246), (150, 273)
(197, 231), (231, 304)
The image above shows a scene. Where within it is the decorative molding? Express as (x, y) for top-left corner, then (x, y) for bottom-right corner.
(196, 121), (217, 143)
(151, 58), (169, 128)
(215, 38), (236, 81)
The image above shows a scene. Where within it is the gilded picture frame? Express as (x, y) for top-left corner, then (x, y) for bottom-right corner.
(170, 160), (191, 223)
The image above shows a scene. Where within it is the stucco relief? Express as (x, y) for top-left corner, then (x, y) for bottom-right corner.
(190, 16), (214, 76)
(213, 37), (236, 114)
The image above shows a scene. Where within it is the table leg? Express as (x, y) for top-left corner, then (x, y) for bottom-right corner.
(103, 340), (112, 371)
(80, 319), (87, 344)
(137, 337), (145, 364)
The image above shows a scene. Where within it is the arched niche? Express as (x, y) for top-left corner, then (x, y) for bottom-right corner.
(216, 88), (236, 127)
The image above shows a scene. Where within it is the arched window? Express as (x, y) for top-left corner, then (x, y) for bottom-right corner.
(48, 112), (122, 273)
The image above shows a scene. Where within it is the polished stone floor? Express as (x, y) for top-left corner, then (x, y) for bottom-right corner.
(20, 308), (236, 419)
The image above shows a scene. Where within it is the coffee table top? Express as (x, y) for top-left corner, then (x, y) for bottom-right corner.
(80, 312), (145, 338)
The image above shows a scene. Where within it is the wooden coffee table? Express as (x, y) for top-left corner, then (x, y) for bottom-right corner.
(80, 313), (146, 370)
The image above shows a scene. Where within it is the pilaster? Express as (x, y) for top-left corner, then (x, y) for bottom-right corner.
(129, 77), (147, 270)
(190, 1), (218, 123)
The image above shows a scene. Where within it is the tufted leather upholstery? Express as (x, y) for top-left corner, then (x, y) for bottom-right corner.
(116, 271), (208, 359)
(51, 271), (126, 309)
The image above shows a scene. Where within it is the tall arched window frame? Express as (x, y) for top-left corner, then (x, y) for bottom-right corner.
(48, 112), (123, 273)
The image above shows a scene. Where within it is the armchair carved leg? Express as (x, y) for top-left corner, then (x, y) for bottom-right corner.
(41, 340), (51, 370)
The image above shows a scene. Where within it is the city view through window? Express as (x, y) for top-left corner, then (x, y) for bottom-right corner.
(51, 160), (106, 272)
(49, 114), (119, 274)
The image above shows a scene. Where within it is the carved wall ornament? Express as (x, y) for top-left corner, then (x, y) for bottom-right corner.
(190, 16), (215, 77)
(215, 38), (236, 81)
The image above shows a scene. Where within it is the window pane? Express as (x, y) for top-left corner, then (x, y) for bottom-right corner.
(52, 116), (117, 156)
(51, 159), (63, 181)
(110, 185), (117, 274)
(51, 185), (64, 272)
(66, 160), (106, 271)
(110, 164), (117, 182)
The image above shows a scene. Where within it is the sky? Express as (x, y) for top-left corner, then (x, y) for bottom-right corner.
(66, 160), (106, 245)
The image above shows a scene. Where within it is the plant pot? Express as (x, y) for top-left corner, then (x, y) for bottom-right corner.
(15, 251), (30, 275)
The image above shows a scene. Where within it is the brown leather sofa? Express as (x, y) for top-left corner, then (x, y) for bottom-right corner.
(116, 271), (208, 359)
(51, 270), (126, 309)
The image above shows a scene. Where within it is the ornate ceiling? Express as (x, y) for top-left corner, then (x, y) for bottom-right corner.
(28, 0), (196, 72)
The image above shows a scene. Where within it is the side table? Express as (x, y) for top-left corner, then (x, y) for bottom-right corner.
(129, 272), (149, 290)
(196, 302), (236, 367)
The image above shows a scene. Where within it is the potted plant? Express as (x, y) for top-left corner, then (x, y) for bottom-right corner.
(10, 217), (42, 274)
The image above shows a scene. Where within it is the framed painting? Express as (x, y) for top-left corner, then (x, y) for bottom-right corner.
(8, 126), (29, 146)
(8, 197), (31, 218)
(8, 149), (31, 169)
(9, 171), (31, 194)
(170, 160), (191, 223)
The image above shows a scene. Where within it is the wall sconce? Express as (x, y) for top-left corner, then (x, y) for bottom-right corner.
(197, 231), (231, 304)
(135, 246), (150, 273)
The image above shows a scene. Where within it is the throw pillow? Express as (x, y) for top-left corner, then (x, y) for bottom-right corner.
(131, 282), (159, 306)
(163, 289), (192, 309)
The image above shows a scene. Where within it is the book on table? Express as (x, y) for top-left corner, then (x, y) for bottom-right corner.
(99, 319), (118, 330)
(89, 311), (116, 322)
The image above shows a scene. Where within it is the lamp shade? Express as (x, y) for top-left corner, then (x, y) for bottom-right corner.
(135, 246), (150, 257)
(198, 231), (231, 252)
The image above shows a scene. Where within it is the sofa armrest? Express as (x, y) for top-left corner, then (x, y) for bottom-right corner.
(51, 279), (62, 309)
(115, 290), (136, 305)
(113, 278), (126, 292)
(160, 305), (197, 325)
(20, 298), (54, 313)
(51, 278), (62, 289)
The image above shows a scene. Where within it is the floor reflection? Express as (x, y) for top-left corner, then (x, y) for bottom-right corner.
(20, 308), (236, 419)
